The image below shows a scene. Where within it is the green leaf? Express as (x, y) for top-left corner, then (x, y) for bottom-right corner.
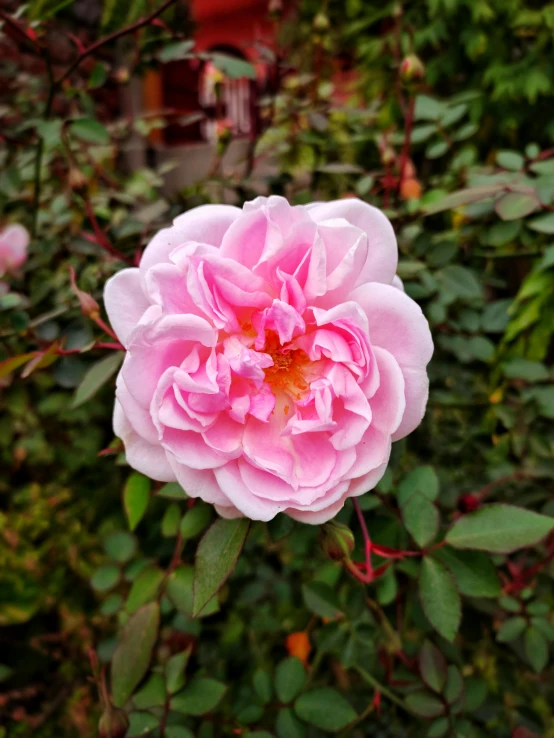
(161, 503), (181, 537)
(434, 548), (500, 597)
(294, 688), (357, 732)
(104, 531), (137, 563)
(101, 593), (124, 616)
(419, 557), (461, 642)
(88, 62), (108, 89)
(530, 159), (554, 175)
(428, 717), (449, 737)
(496, 617), (526, 643)
(496, 150), (524, 171)
(170, 676), (226, 715)
(405, 690), (445, 718)
(524, 626), (549, 672)
(166, 648), (191, 695)
(444, 665), (463, 704)
(91, 565), (120, 592)
(165, 728), (194, 738)
(167, 565), (218, 618)
(253, 669), (273, 704)
(302, 581), (342, 619)
(124, 473), (150, 532)
(180, 505), (211, 539)
(111, 602), (160, 707)
(158, 40), (195, 62)
(426, 140), (449, 159)
(157, 482), (187, 499)
(531, 617), (554, 641)
(414, 95), (444, 121)
(133, 673), (166, 709)
(495, 192), (539, 221)
(445, 504), (554, 553)
(192, 518), (250, 617)
(71, 351), (123, 408)
(275, 657), (305, 704)
(70, 117), (110, 144)
(528, 212), (554, 234)
(276, 707), (306, 738)
(267, 514), (295, 541)
(127, 711), (160, 737)
(424, 185), (503, 215)
(401, 494), (439, 548)
(501, 358), (549, 382)
(126, 566), (164, 613)
(210, 52), (256, 79)
(419, 641), (447, 693)
(411, 124), (438, 143)
(438, 265), (483, 302)
(397, 466), (439, 504)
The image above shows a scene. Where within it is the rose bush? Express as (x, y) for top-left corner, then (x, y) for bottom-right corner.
(105, 196), (433, 523)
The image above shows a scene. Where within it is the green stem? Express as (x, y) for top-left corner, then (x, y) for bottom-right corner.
(354, 665), (413, 715)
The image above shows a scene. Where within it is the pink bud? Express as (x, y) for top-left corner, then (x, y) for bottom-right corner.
(69, 266), (100, 319)
(400, 54), (425, 83)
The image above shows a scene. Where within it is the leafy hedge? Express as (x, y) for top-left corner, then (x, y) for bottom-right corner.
(1, 1), (554, 737)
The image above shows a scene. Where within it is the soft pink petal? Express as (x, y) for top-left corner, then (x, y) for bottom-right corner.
(140, 204), (241, 278)
(113, 401), (175, 481)
(307, 199), (398, 285)
(104, 268), (151, 347)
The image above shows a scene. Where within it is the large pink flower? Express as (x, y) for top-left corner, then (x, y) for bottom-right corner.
(105, 197), (432, 523)
(0, 224), (29, 278)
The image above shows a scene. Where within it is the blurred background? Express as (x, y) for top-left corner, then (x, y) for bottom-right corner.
(1, 0), (554, 737)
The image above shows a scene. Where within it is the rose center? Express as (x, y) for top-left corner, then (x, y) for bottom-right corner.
(262, 331), (309, 396)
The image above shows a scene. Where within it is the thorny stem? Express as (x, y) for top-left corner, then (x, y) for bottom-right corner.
(16, 0), (178, 237)
(55, 0), (179, 87)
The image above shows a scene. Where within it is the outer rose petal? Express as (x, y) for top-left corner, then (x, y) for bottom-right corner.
(140, 204), (241, 278)
(114, 401), (175, 481)
(104, 268), (151, 347)
(1, 225), (29, 271)
(307, 199), (398, 285)
(350, 281), (433, 440)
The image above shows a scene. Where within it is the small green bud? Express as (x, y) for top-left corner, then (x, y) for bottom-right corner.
(319, 521), (355, 561)
(399, 54), (425, 83)
(313, 12), (330, 33)
(98, 705), (129, 738)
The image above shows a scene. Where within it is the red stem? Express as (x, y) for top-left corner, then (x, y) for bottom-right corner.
(83, 197), (133, 265)
(353, 498), (373, 581)
(398, 96), (415, 190)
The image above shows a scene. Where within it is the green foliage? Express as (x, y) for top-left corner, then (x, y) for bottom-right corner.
(2, 0), (554, 736)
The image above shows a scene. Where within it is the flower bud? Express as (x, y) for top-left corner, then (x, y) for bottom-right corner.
(69, 266), (100, 320)
(399, 54), (425, 83)
(286, 631), (311, 665)
(400, 178), (422, 201)
(319, 521), (355, 561)
(114, 67), (130, 84)
(98, 706), (129, 738)
(381, 147), (396, 167)
(313, 12), (330, 33)
(68, 167), (87, 192)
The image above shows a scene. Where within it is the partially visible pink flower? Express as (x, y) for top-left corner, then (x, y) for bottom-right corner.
(104, 197), (433, 524)
(0, 224), (29, 278)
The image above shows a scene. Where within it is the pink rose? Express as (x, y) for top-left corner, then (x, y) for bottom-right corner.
(0, 224), (29, 278)
(105, 197), (432, 523)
